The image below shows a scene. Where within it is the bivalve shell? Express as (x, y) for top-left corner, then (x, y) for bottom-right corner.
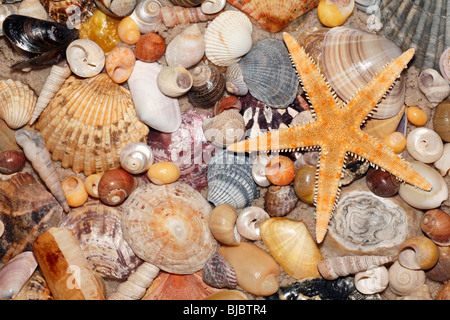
(0, 251), (37, 300)
(0, 79), (36, 129)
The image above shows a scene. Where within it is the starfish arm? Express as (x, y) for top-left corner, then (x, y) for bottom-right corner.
(314, 146), (347, 243)
(344, 48), (415, 124)
(350, 131), (432, 191)
(283, 32), (341, 119)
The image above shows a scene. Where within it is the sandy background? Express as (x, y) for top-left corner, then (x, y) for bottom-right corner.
(0, 0), (448, 300)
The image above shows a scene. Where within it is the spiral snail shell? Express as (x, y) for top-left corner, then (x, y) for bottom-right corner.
(120, 142), (154, 175)
(420, 209), (450, 246)
(98, 168), (137, 205)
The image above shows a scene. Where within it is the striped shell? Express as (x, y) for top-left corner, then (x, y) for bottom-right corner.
(35, 73), (149, 176)
(40, 0), (96, 25)
(0, 251), (37, 299)
(0, 79), (36, 129)
(207, 150), (260, 209)
(202, 252), (237, 289)
(187, 64), (225, 109)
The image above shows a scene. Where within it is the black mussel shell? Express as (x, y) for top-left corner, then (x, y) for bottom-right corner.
(3, 14), (79, 54)
(11, 46), (68, 70)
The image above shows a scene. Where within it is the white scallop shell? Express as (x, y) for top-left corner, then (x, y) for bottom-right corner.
(204, 10), (253, 67)
(66, 39), (105, 78)
(0, 79), (37, 129)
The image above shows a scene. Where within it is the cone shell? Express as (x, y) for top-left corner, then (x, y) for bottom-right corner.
(0, 79), (37, 129)
(35, 74), (149, 176)
(121, 182), (218, 274)
(204, 11), (253, 67)
(260, 218), (323, 280)
(227, 0), (319, 33)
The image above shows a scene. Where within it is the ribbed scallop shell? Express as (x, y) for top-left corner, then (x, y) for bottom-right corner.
(40, 0), (96, 25)
(0, 79), (36, 129)
(204, 10), (253, 67)
(60, 201), (143, 281)
(35, 73), (149, 176)
(227, 0), (319, 33)
(207, 150), (260, 209)
(202, 252), (237, 289)
(235, 38), (299, 108)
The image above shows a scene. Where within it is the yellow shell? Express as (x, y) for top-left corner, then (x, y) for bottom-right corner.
(35, 74), (149, 176)
(0, 79), (36, 129)
(61, 176), (88, 207)
(84, 173), (103, 198)
(117, 16), (140, 45)
(208, 204), (240, 245)
(383, 131), (406, 154)
(147, 161), (181, 185)
(317, 0), (355, 27)
(260, 217), (323, 279)
(407, 106), (428, 126)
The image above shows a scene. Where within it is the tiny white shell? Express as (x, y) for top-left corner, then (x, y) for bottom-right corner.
(354, 266), (389, 295)
(120, 142), (154, 174)
(66, 39), (105, 78)
(201, 0), (226, 15)
(18, 0), (48, 20)
(418, 68), (450, 107)
(406, 127), (444, 163)
(434, 143), (450, 176)
(156, 66), (193, 98)
(236, 206), (270, 241)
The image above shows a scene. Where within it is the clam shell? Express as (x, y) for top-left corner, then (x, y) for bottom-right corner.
(121, 182), (218, 274)
(0, 251), (37, 299)
(207, 150), (260, 209)
(165, 24), (205, 69)
(321, 26), (406, 119)
(204, 11), (253, 67)
(40, 0), (96, 25)
(127, 60), (182, 133)
(0, 4), (18, 36)
(236, 39), (299, 108)
(0, 79), (37, 129)
(227, 0), (319, 33)
(60, 201), (143, 281)
(35, 74), (149, 176)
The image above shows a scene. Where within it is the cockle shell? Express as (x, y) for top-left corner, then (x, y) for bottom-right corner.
(35, 74), (149, 176)
(420, 209), (450, 247)
(18, 0), (48, 20)
(121, 182), (217, 274)
(66, 39), (105, 78)
(202, 109), (245, 148)
(230, 39), (299, 108)
(388, 260), (426, 296)
(0, 251), (37, 299)
(160, 5), (218, 28)
(434, 143), (450, 176)
(406, 127), (443, 163)
(440, 47), (450, 83)
(207, 150), (260, 209)
(119, 142), (154, 174)
(260, 218), (323, 280)
(15, 129), (69, 213)
(321, 26), (406, 119)
(40, 0), (96, 26)
(60, 201), (143, 280)
(188, 64), (225, 109)
(29, 62), (72, 125)
(418, 69), (450, 107)
(0, 4), (18, 36)
(202, 252), (237, 289)
(127, 60), (181, 133)
(201, 0), (226, 14)
(129, 0), (162, 34)
(397, 236), (439, 270)
(317, 255), (395, 280)
(354, 266), (389, 295)
(204, 11), (253, 67)
(227, 0), (320, 33)
(165, 24), (205, 69)
(105, 46), (136, 83)
(235, 206), (269, 241)
(156, 66), (193, 98)
(398, 161), (448, 210)
(0, 79), (37, 129)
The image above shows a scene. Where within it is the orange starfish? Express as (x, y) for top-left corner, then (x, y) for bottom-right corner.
(228, 32), (432, 243)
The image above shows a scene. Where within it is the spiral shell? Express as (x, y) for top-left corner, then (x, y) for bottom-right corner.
(129, 0), (162, 34)
(236, 206), (269, 241)
(265, 155), (296, 186)
(0, 150), (26, 175)
(418, 68), (450, 107)
(117, 16), (140, 45)
(208, 204), (240, 245)
(95, 0), (137, 18)
(406, 127), (444, 163)
(84, 173), (102, 198)
(202, 109), (245, 148)
(98, 168), (136, 206)
(397, 236), (439, 270)
(105, 46), (136, 84)
(420, 209), (450, 246)
(317, 255), (395, 280)
(264, 185), (298, 217)
(354, 266), (389, 295)
(61, 176), (88, 208)
(157, 66), (193, 98)
(160, 5), (218, 28)
(202, 252), (237, 289)
(388, 261), (426, 296)
(188, 64), (225, 109)
(440, 47), (450, 83)
(0, 79), (37, 129)
(251, 153), (272, 187)
(119, 142), (154, 174)
(66, 39), (105, 78)
(317, 0), (355, 27)
(201, 0), (226, 14)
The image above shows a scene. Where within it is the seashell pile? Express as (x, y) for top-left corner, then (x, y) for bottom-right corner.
(0, 0), (449, 303)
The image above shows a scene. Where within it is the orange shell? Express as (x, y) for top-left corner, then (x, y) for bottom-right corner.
(406, 106), (428, 126)
(135, 32), (166, 63)
(265, 155), (296, 186)
(105, 47), (136, 83)
(383, 131), (406, 154)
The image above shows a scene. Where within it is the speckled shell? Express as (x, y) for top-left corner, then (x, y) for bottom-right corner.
(0, 79), (37, 129)
(121, 182), (218, 274)
(206, 150), (260, 209)
(35, 74), (149, 176)
(0, 251), (37, 299)
(264, 185), (298, 217)
(40, 0), (96, 25)
(0, 4), (18, 36)
(60, 201), (143, 281)
(233, 39), (299, 108)
(204, 11), (253, 67)
(202, 252), (237, 289)
(188, 64), (225, 109)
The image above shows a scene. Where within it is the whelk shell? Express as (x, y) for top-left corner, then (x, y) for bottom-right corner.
(0, 251), (37, 300)
(0, 79), (37, 129)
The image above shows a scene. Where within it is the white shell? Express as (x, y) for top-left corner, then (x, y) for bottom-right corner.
(165, 24), (205, 69)
(204, 11), (253, 67)
(0, 79), (36, 129)
(251, 153), (273, 187)
(120, 142), (154, 174)
(127, 60), (181, 133)
(0, 251), (37, 299)
(388, 261), (425, 296)
(418, 68), (450, 107)
(406, 127), (444, 163)
(434, 143), (450, 176)
(236, 206), (270, 241)
(201, 0), (226, 14)
(440, 47), (450, 83)
(354, 266), (389, 295)
(66, 39), (105, 78)
(156, 66), (193, 98)
(398, 161), (448, 210)
(129, 0), (162, 34)
(18, 0), (48, 20)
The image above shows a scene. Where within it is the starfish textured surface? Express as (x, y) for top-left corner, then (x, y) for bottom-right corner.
(228, 32), (432, 243)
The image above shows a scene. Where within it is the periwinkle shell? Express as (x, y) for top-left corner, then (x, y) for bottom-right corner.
(188, 65), (225, 109)
(0, 150), (26, 174)
(202, 252), (237, 289)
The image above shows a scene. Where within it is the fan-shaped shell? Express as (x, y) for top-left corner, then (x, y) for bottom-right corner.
(227, 0), (320, 33)
(204, 10), (252, 67)
(321, 26), (406, 119)
(235, 38), (299, 108)
(0, 79), (36, 129)
(35, 73), (149, 176)
(207, 150), (260, 209)
(121, 182), (218, 274)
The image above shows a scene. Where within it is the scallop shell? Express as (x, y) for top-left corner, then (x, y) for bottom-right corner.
(227, 0), (320, 33)
(35, 74), (149, 176)
(127, 60), (182, 133)
(202, 252), (237, 289)
(165, 23), (205, 69)
(202, 109), (245, 148)
(206, 150), (260, 209)
(121, 182), (218, 274)
(129, 0), (162, 34)
(60, 201), (143, 281)
(233, 38), (299, 108)
(0, 79), (37, 129)
(0, 251), (37, 299)
(0, 4), (18, 36)
(40, 0), (96, 26)
(321, 26), (406, 119)
(204, 11), (253, 67)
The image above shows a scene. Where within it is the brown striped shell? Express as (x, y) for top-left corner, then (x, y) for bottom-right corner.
(40, 0), (96, 25)
(188, 65), (225, 109)
(202, 252), (237, 289)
